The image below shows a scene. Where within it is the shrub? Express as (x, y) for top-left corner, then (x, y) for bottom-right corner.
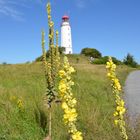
(92, 56), (122, 65)
(81, 48), (102, 58)
(35, 47), (64, 62)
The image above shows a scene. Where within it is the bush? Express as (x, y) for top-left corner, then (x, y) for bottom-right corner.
(123, 53), (138, 68)
(81, 48), (102, 58)
(35, 47), (65, 62)
(92, 56), (122, 65)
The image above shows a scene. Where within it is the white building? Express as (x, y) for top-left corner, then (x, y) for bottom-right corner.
(61, 15), (73, 54)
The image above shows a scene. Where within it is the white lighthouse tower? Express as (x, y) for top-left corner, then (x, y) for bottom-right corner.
(61, 15), (73, 54)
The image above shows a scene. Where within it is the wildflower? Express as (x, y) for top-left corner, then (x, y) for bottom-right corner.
(55, 30), (60, 73)
(113, 111), (118, 117)
(49, 21), (54, 27)
(56, 30), (59, 35)
(58, 56), (83, 140)
(17, 99), (23, 110)
(41, 2), (62, 138)
(114, 120), (119, 125)
(69, 66), (75, 73)
(106, 57), (128, 140)
(59, 70), (66, 78)
(72, 131), (83, 140)
(62, 102), (68, 110)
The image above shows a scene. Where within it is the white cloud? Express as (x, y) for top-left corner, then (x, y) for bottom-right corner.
(75, 0), (94, 9)
(0, 0), (41, 21)
(0, 0), (26, 21)
(75, 0), (86, 8)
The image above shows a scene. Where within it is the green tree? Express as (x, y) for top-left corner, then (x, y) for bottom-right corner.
(81, 47), (102, 58)
(59, 46), (65, 54)
(123, 53), (138, 68)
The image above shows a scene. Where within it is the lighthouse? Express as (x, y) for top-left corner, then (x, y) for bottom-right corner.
(61, 15), (73, 54)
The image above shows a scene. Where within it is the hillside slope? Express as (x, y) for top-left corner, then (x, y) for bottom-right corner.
(0, 56), (132, 140)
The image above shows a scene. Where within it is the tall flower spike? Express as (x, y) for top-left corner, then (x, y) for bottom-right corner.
(47, 2), (56, 84)
(58, 56), (83, 140)
(55, 30), (60, 73)
(106, 57), (128, 140)
(41, 30), (47, 79)
(43, 1), (57, 106)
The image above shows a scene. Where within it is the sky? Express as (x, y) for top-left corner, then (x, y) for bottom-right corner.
(0, 0), (140, 64)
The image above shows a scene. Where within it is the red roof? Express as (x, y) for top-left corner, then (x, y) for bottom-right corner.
(62, 15), (69, 20)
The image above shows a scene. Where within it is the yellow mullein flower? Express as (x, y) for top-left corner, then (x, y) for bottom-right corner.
(46, 3), (51, 16)
(114, 120), (119, 125)
(58, 56), (83, 140)
(113, 111), (118, 117)
(59, 82), (67, 93)
(72, 131), (83, 140)
(17, 99), (23, 110)
(56, 30), (59, 35)
(62, 102), (69, 110)
(68, 98), (77, 107)
(59, 70), (66, 78)
(69, 66), (75, 73)
(106, 57), (128, 140)
(55, 30), (60, 73)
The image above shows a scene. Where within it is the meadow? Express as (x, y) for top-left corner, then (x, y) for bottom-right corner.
(0, 55), (133, 140)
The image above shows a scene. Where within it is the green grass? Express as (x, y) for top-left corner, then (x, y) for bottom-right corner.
(0, 55), (133, 140)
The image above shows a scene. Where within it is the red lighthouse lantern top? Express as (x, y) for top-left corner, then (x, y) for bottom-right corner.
(62, 15), (69, 21)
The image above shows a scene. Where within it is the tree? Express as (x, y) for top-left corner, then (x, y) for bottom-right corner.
(59, 47), (65, 54)
(81, 48), (102, 58)
(123, 53), (138, 68)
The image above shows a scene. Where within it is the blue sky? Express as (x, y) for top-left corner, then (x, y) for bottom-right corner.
(0, 0), (140, 64)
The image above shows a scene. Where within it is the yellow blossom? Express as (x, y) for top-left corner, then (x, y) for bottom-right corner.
(56, 30), (59, 35)
(59, 70), (66, 78)
(72, 131), (83, 140)
(59, 83), (67, 93)
(114, 120), (119, 125)
(68, 98), (77, 107)
(58, 56), (83, 140)
(106, 56), (128, 140)
(17, 99), (23, 109)
(69, 66), (75, 73)
(62, 102), (68, 110)
(113, 111), (118, 117)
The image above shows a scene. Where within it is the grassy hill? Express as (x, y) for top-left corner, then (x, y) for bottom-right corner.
(0, 55), (133, 140)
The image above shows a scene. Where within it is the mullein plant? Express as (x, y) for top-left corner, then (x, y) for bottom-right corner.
(42, 1), (83, 139)
(58, 56), (83, 140)
(106, 57), (128, 140)
(55, 31), (60, 72)
(41, 2), (60, 138)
